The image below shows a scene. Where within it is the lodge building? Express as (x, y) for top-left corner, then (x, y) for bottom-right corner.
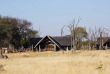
(96, 37), (110, 49)
(30, 35), (71, 51)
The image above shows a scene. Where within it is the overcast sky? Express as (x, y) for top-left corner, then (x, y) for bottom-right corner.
(0, 0), (110, 36)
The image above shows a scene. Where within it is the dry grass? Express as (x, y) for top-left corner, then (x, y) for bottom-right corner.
(1, 50), (110, 74)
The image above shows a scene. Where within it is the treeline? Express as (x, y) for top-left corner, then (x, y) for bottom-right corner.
(62, 18), (109, 51)
(0, 15), (38, 50)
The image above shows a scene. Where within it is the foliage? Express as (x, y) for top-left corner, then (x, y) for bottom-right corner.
(75, 27), (87, 40)
(0, 15), (38, 50)
(82, 40), (88, 46)
(0, 18), (13, 46)
(66, 26), (88, 49)
(76, 40), (82, 49)
(73, 27), (87, 49)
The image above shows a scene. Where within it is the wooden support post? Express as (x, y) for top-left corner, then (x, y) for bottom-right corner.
(39, 45), (41, 52)
(66, 47), (68, 51)
(32, 45), (33, 50)
(54, 44), (56, 51)
(105, 44), (108, 50)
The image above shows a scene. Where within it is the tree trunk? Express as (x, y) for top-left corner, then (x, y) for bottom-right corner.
(71, 35), (73, 50)
(0, 49), (4, 58)
(0, 49), (2, 55)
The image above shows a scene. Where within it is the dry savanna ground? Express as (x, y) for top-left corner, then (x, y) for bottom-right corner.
(0, 50), (110, 74)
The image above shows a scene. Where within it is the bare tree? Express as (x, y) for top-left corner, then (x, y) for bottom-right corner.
(98, 27), (109, 49)
(87, 28), (94, 50)
(87, 26), (109, 50)
(61, 25), (65, 37)
(60, 25), (66, 53)
(67, 24), (73, 50)
(67, 17), (81, 53)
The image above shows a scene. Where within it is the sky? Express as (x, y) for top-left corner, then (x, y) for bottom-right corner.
(0, 0), (110, 36)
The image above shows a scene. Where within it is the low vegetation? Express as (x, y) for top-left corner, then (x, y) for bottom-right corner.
(0, 50), (110, 74)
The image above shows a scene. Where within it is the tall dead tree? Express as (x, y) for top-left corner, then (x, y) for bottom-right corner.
(87, 28), (94, 50)
(61, 25), (65, 37)
(67, 17), (81, 53)
(61, 25), (65, 53)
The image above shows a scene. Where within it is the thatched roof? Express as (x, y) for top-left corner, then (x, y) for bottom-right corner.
(97, 37), (110, 45)
(34, 35), (71, 48)
(103, 39), (110, 46)
(34, 35), (61, 48)
(53, 36), (71, 46)
(30, 37), (42, 46)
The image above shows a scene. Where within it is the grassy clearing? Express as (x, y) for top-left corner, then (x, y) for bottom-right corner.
(0, 50), (110, 74)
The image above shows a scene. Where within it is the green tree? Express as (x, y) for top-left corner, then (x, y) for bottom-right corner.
(75, 27), (87, 40)
(0, 17), (13, 47)
(0, 15), (38, 51)
(72, 27), (87, 49)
